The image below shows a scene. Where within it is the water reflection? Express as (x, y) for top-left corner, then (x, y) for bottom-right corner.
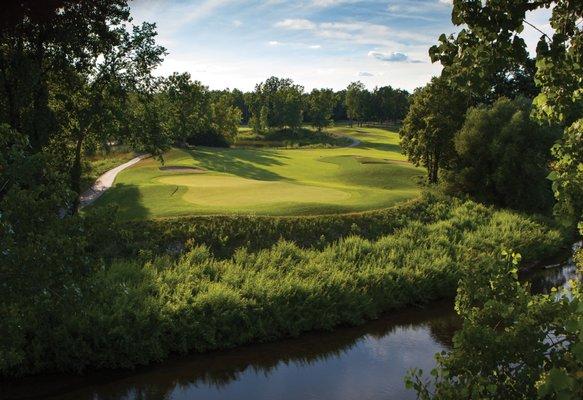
(4, 302), (458, 400)
(527, 242), (582, 294)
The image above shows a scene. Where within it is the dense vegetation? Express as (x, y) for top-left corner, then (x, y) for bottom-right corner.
(1, 196), (564, 376)
(403, 0), (583, 398)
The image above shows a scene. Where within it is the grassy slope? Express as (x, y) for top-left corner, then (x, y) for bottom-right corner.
(92, 126), (423, 219)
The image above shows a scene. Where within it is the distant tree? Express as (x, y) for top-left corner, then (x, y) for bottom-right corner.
(161, 73), (210, 145)
(332, 90), (348, 121)
(260, 106), (269, 133)
(279, 84), (304, 130)
(211, 95), (242, 142)
(248, 76), (304, 132)
(308, 89), (335, 131)
(345, 81), (367, 127)
(445, 97), (557, 213)
(400, 77), (467, 184)
(393, 89), (410, 121)
(231, 89), (250, 124)
(373, 86), (396, 123)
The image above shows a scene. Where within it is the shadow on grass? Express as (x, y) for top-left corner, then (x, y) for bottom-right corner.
(92, 184), (149, 221)
(354, 140), (401, 153)
(187, 147), (290, 182)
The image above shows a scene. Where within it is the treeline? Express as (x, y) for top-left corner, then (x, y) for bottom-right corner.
(149, 75), (410, 146)
(209, 77), (410, 133)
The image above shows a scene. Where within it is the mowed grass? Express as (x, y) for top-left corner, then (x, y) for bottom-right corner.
(92, 126), (424, 219)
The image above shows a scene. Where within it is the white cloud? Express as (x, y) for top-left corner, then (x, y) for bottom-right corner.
(268, 40), (281, 46)
(275, 18), (316, 30)
(233, 19), (242, 27)
(368, 50), (411, 62)
(358, 71), (374, 77)
(275, 18), (433, 46)
(308, 44), (322, 49)
(388, 0), (452, 16)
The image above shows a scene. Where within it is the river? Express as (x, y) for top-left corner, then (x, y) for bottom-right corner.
(4, 243), (580, 400)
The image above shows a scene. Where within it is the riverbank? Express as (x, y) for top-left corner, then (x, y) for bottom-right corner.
(6, 246), (580, 400)
(1, 196), (566, 378)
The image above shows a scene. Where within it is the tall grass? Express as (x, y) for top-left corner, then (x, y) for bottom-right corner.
(100, 194), (464, 259)
(2, 198), (565, 376)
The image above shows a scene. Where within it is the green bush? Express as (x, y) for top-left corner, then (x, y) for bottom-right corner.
(444, 97), (558, 213)
(2, 197), (566, 376)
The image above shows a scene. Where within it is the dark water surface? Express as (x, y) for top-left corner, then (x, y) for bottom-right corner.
(4, 243), (580, 400)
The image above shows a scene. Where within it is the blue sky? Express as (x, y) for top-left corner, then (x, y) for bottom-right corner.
(130, 0), (551, 92)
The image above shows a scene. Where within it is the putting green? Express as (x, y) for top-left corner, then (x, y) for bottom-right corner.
(157, 175), (351, 206)
(92, 126), (424, 219)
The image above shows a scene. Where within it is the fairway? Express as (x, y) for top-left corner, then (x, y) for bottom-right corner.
(92, 126), (423, 219)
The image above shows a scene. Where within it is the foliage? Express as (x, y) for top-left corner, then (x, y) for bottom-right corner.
(248, 77), (304, 132)
(405, 3), (583, 399)
(345, 81), (367, 126)
(308, 88), (335, 131)
(428, 0), (582, 225)
(400, 77), (468, 183)
(0, 196), (564, 376)
(0, 0), (167, 212)
(406, 247), (583, 400)
(444, 97), (558, 213)
(211, 94), (242, 143)
(428, 0), (540, 103)
(371, 86), (410, 123)
(160, 72), (210, 144)
(158, 73), (240, 147)
(550, 120), (583, 224)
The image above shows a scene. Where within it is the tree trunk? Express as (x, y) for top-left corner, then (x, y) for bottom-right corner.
(429, 153), (439, 184)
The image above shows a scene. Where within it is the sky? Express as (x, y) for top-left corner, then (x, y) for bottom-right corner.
(129, 0), (552, 92)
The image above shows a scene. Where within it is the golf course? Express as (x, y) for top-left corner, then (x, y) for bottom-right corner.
(92, 125), (424, 219)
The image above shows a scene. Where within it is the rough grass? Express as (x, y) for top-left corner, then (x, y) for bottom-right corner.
(91, 126), (423, 219)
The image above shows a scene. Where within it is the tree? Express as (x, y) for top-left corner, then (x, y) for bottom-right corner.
(429, 0), (540, 104)
(345, 81), (367, 127)
(407, 2), (583, 398)
(57, 23), (166, 211)
(308, 89), (335, 131)
(0, 1), (167, 212)
(161, 73), (210, 145)
(399, 77), (467, 184)
(332, 90), (348, 121)
(279, 84), (303, 130)
(231, 88), (250, 124)
(427, 0), (581, 223)
(211, 94), (242, 143)
(248, 76), (304, 132)
(444, 97), (557, 213)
